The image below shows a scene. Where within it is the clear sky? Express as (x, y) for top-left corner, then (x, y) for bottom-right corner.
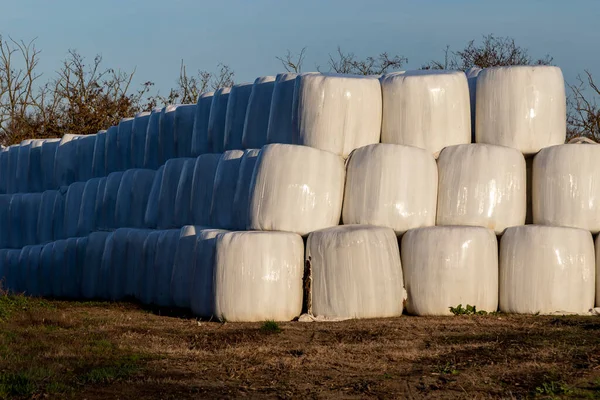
(1, 0), (599, 97)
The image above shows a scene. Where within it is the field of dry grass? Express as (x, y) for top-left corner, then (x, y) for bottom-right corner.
(1, 292), (600, 399)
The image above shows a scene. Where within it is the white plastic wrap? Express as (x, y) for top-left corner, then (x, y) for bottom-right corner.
(37, 190), (62, 244)
(152, 229), (180, 306)
(266, 73), (298, 145)
(16, 246), (31, 294)
(6, 145), (19, 193)
(52, 239), (68, 298)
(191, 92), (214, 156)
(105, 228), (131, 301)
(114, 169), (135, 228)
(25, 139), (47, 193)
(137, 230), (161, 304)
(223, 83), (253, 151)
(242, 76), (276, 149)
(170, 225), (205, 308)
(62, 237), (82, 299)
(436, 144), (526, 234)
(307, 225), (404, 319)
(52, 189), (66, 241)
(76, 135), (96, 183)
(174, 104), (197, 158)
(16, 141), (31, 193)
(96, 232), (114, 299)
(157, 158), (194, 229)
(91, 131), (107, 178)
(77, 178), (101, 237)
(210, 150), (244, 230)
(63, 182), (85, 239)
(533, 144), (600, 232)
(342, 144), (437, 234)
(190, 228), (228, 318)
(93, 178), (107, 231)
(595, 235), (600, 307)
(190, 154), (221, 226)
(380, 70), (470, 156)
(100, 172), (124, 230)
(158, 105), (178, 165)
(232, 149), (261, 230)
(207, 87), (231, 153)
(22, 193), (41, 247)
(248, 144), (345, 235)
(0, 147), (8, 194)
(125, 229), (151, 298)
(54, 134), (83, 187)
(130, 112), (151, 168)
(213, 231), (304, 322)
(401, 226), (498, 316)
(8, 194), (23, 249)
(39, 243), (54, 297)
(466, 67), (481, 142)
(475, 66), (566, 154)
(117, 118), (134, 171)
(115, 169), (156, 229)
(40, 140), (60, 190)
(143, 165), (164, 229)
(144, 108), (162, 169)
(25, 244), (43, 297)
(0, 195), (9, 248)
(500, 225), (594, 314)
(174, 159), (196, 227)
(292, 73), (382, 158)
(104, 126), (119, 174)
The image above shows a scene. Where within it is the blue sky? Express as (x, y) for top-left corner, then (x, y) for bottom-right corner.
(2, 0), (599, 97)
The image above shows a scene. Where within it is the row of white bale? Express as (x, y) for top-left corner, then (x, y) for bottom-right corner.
(0, 222), (598, 320)
(5, 140), (600, 250)
(0, 65), (566, 194)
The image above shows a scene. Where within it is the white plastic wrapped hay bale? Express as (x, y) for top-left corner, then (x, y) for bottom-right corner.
(62, 237), (83, 299)
(380, 70), (470, 156)
(6, 145), (19, 193)
(81, 232), (110, 299)
(105, 228), (131, 301)
(539, 143), (600, 225)
(0, 147), (8, 194)
(213, 231), (304, 322)
(114, 169), (135, 227)
(242, 76), (276, 149)
(174, 104), (196, 158)
(117, 118), (134, 171)
(158, 105), (178, 165)
(41, 140), (60, 190)
(210, 150), (244, 230)
(137, 230), (161, 304)
(223, 83), (253, 151)
(16, 246), (32, 294)
(130, 112), (152, 168)
(63, 182), (85, 239)
(38, 243), (54, 297)
(25, 245), (43, 297)
(22, 193), (41, 247)
(170, 225), (204, 308)
(54, 134), (83, 188)
(436, 144), (526, 234)
(0, 250), (7, 291)
(292, 73), (382, 158)
(207, 87), (231, 153)
(266, 73), (298, 145)
(104, 126), (119, 174)
(144, 108), (162, 169)
(91, 131), (107, 178)
(533, 144), (600, 232)
(0, 195), (10, 248)
(157, 158), (194, 229)
(37, 190), (63, 244)
(306, 225), (404, 319)
(232, 149), (261, 230)
(93, 178), (107, 231)
(100, 172), (124, 230)
(52, 190), (66, 241)
(190, 228), (228, 318)
(152, 229), (180, 306)
(77, 178), (101, 236)
(25, 139), (47, 193)
(500, 225), (594, 314)
(75, 135), (96, 183)
(143, 165), (164, 229)
(125, 229), (151, 298)
(115, 169), (156, 229)
(174, 159), (196, 227)
(190, 154), (220, 226)
(476, 66), (566, 154)
(401, 226), (498, 316)
(342, 144), (437, 235)
(191, 92), (214, 156)
(52, 239), (69, 298)
(16, 141), (32, 193)
(8, 194), (24, 248)
(248, 144), (345, 235)
(466, 67), (481, 142)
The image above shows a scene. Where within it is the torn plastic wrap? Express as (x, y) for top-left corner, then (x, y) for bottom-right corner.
(266, 73), (298, 145)
(191, 92), (214, 156)
(190, 154), (221, 226)
(401, 226), (498, 316)
(207, 87), (231, 153)
(380, 70), (470, 156)
(223, 83), (253, 151)
(436, 144), (526, 234)
(232, 149), (261, 230)
(533, 144), (600, 233)
(210, 150), (245, 230)
(213, 231), (304, 322)
(307, 225), (404, 319)
(500, 225), (594, 314)
(242, 76), (276, 149)
(292, 73), (381, 158)
(342, 144), (437, 235)
(465, 67), (481, 142)
(248, 144), (345, 235)
(476, 66), (566, 154)
(174, 104), (196, 158)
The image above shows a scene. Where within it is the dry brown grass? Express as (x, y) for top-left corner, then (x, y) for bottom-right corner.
(1, 294), (600, 399)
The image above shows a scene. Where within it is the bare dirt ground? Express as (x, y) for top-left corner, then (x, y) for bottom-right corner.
(1, 293), (600, 399)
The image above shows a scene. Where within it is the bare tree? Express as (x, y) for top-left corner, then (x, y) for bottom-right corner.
(276, 47), (307, 73)
(422, 34), (553, 71)
(320, 46), (407, 75)
(568, 70), (600, 140)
